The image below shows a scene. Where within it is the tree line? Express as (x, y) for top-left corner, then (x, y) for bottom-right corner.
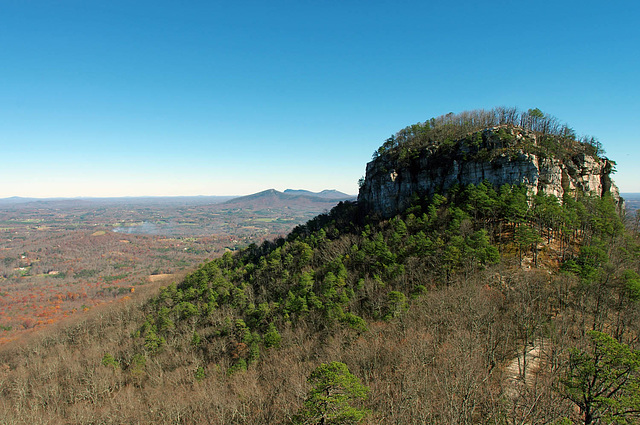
(373, 107), (606, 162)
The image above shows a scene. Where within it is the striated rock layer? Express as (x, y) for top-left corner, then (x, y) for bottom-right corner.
(358, 126), (620, 218)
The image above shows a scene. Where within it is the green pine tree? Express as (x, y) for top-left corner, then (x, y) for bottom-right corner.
(293, 361), (369, 425)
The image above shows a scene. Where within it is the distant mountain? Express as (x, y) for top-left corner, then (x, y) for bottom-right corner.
(283, 189), (353, 199)
(0, 196), (46, 205)
(222, 189), (355, 210)
(0, 196), (75, 208)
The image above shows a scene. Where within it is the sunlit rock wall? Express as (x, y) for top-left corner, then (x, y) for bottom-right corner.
(358, 127), (620, 218)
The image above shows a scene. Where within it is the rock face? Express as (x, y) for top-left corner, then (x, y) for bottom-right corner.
(358, 126), (620, 218)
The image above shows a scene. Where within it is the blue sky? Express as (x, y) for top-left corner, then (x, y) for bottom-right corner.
(1, 0), (639, 197)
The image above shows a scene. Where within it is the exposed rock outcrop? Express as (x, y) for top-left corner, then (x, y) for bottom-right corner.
(358, 126), (620, 218)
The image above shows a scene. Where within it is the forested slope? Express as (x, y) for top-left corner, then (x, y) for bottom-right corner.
(1, 110), (639, 425)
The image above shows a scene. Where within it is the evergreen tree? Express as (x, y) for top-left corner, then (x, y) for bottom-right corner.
(560, 331), (640, 425)
(293, 362), (369, 425)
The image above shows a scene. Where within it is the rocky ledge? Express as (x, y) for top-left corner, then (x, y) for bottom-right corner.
(358, 126), (620, 218)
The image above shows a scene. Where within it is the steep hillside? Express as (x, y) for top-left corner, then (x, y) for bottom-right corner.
(1, 109), (638, 425)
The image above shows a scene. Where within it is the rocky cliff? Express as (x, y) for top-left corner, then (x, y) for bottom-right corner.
(358, 125), (620, 218)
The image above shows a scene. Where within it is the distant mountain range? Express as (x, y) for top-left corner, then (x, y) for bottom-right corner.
(0, 190), (355, 210)
(282, 189), (353, 199)
(222, 189), (355, 209)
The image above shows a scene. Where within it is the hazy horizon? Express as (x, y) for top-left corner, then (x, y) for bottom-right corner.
(0, 187), (360, 201)
(2, 1), (639, 198)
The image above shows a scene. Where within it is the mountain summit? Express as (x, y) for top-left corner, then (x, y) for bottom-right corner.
(222, 188), (354, 209)
(283, 189), (353, 199)
(359, 107), (620, 218)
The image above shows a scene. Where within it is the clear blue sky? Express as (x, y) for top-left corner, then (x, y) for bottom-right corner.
(1, 0), (639, 197)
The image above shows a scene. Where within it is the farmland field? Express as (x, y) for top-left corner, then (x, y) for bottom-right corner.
(0, 196), (342, 344)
